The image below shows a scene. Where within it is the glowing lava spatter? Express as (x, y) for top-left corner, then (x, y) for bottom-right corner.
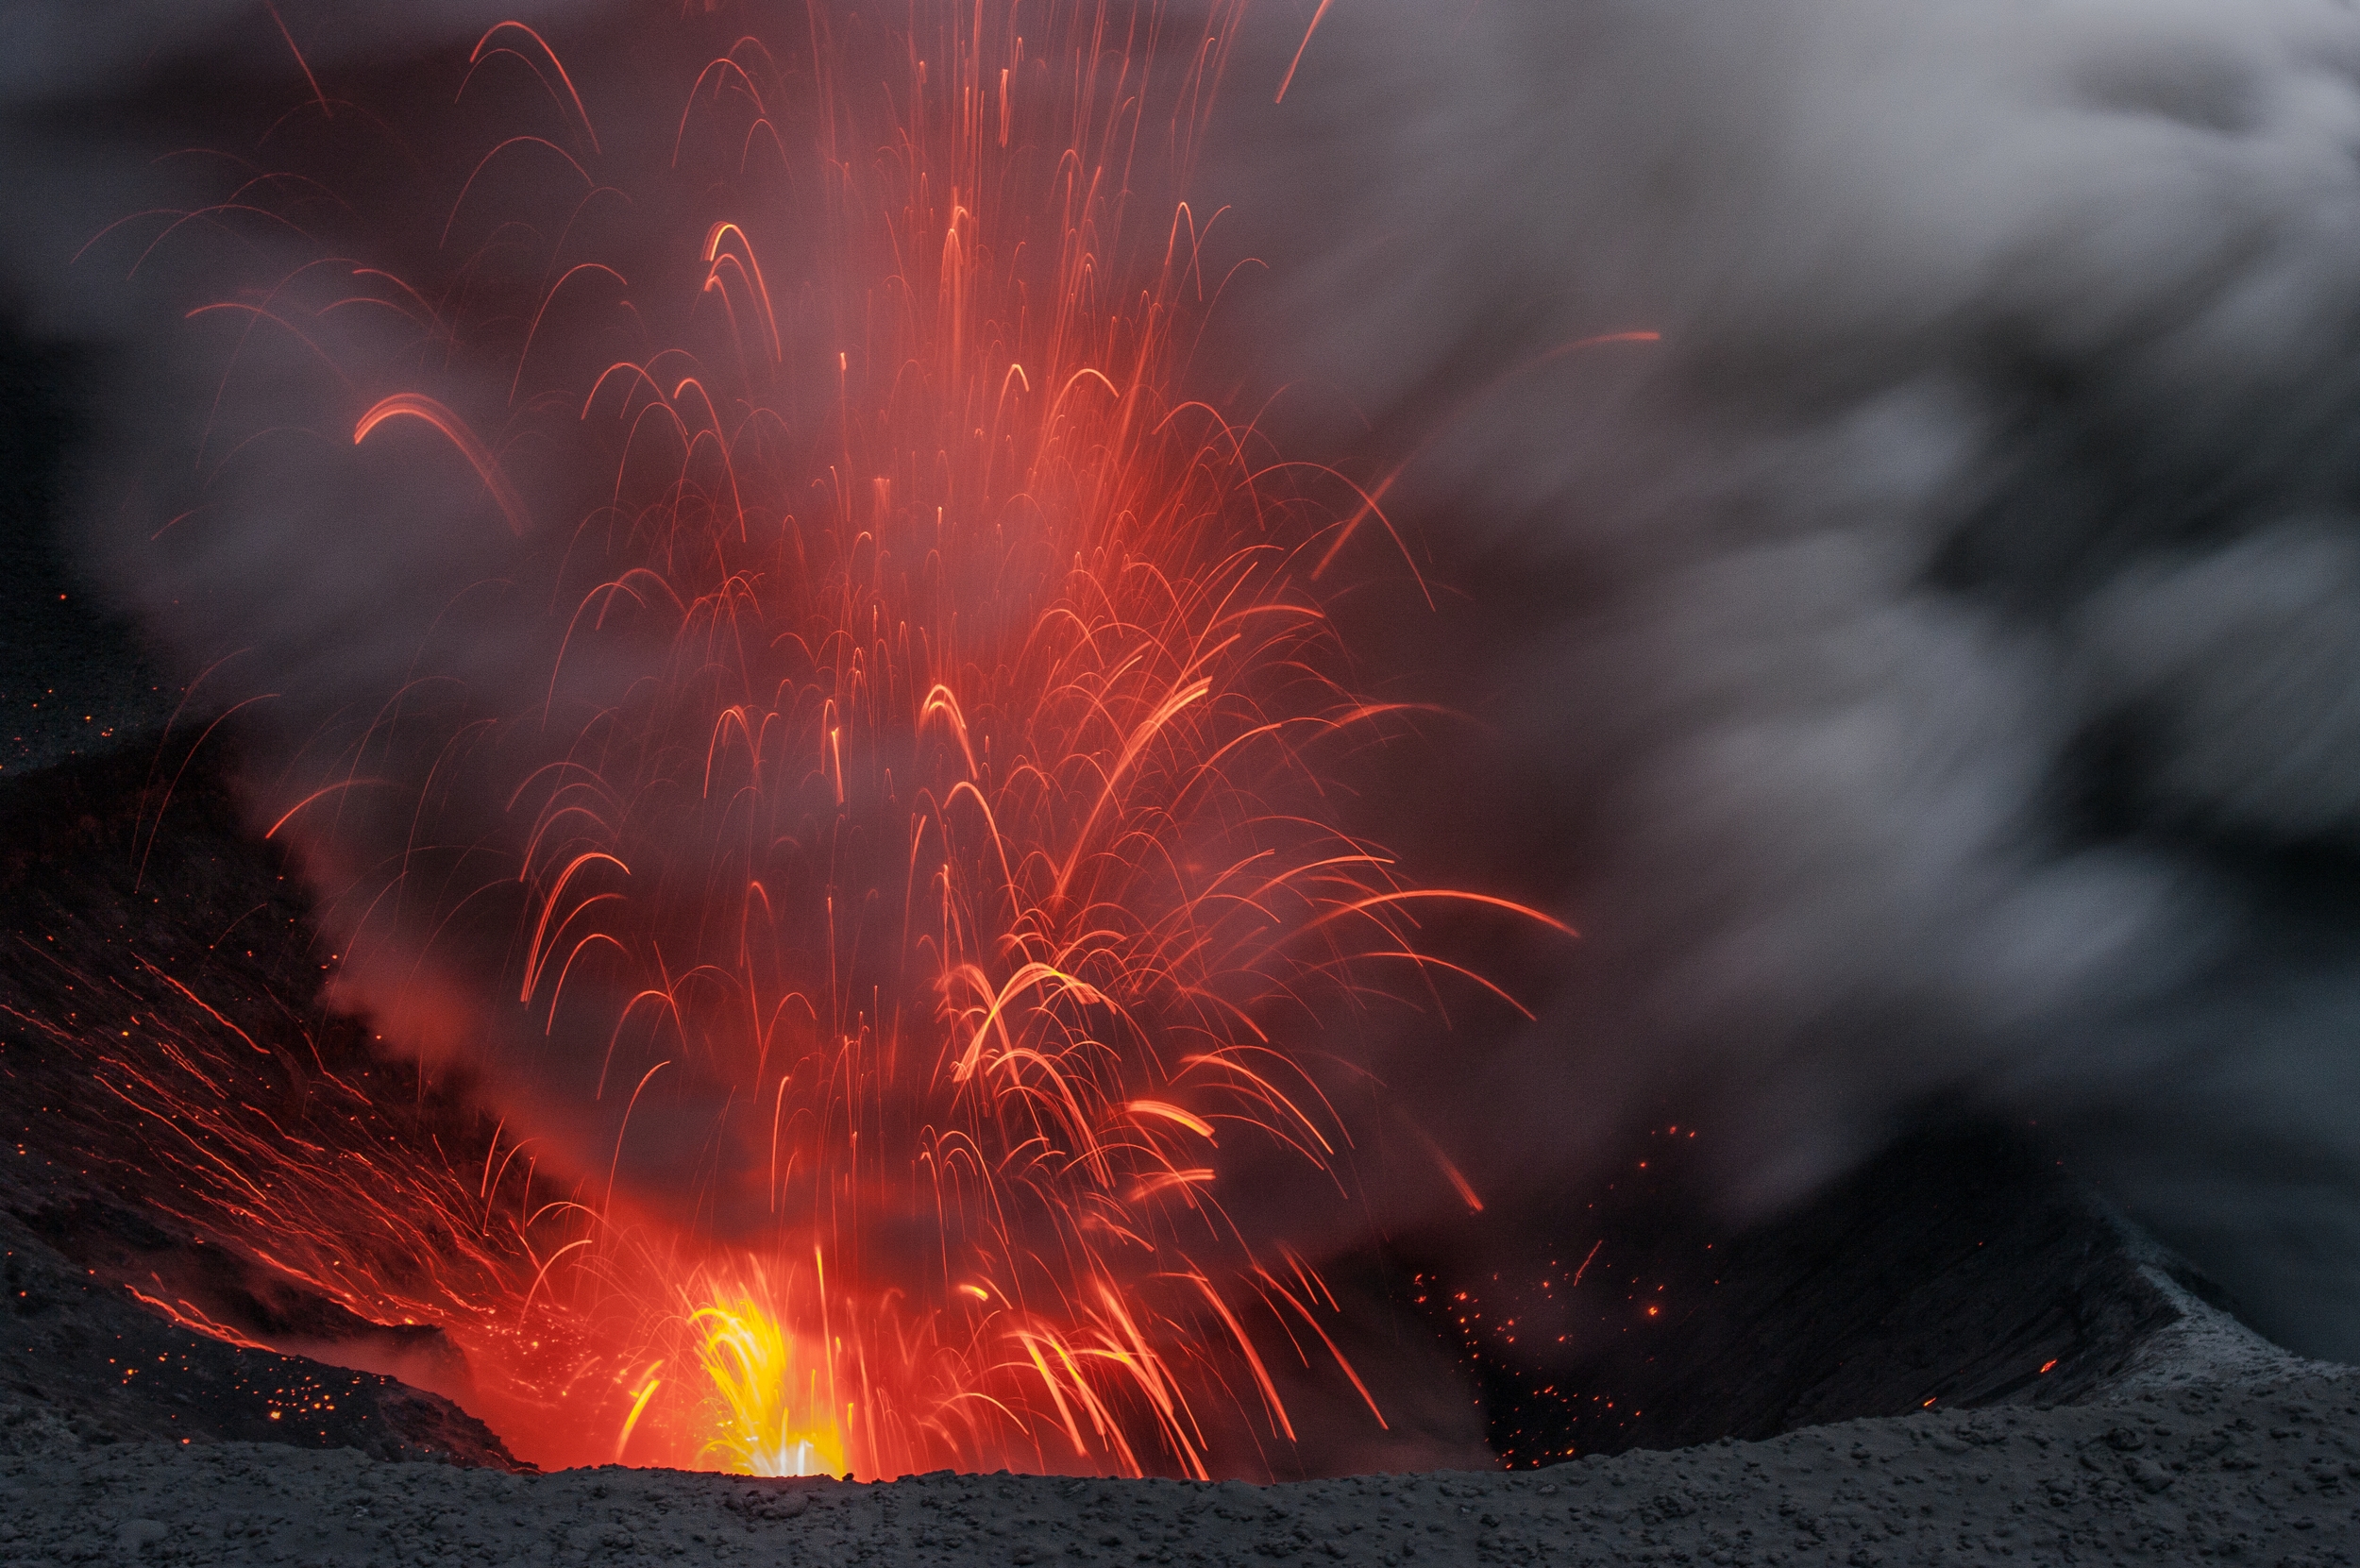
(686, 1286), (846, 1477)
(75, 2), (1570, 1478)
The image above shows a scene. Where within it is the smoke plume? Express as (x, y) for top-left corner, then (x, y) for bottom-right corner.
(1201, 0), (2360, 1359)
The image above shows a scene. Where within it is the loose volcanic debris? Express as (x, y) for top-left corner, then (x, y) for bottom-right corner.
(0, 1374), (2350, 1566)
(1, 1213), (522, 1470)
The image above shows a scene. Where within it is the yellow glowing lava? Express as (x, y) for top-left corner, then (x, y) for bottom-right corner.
(692, 1295), (848, 1478)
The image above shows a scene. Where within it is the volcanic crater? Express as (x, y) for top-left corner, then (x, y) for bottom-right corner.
(4, 4), (2360, 1561)
(2, 710), (2347, 1560)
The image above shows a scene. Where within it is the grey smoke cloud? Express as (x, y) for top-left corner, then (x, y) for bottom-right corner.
(1202, 0), (2360, 1357)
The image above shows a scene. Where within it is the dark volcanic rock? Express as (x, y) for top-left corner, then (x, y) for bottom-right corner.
(16, 1189), (479, 1404)
(1, 1371), (2355, 1566)
(0, 742), (529, 1470)
(1416, 1126), (2275, 1464)
(1, 1209), (522, 1468)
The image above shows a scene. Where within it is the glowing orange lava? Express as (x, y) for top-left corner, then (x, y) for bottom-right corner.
(72, 1), (1569, 1479)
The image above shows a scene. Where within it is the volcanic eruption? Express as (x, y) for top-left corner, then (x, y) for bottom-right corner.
(15, 1), (1568, 1478)
(9, 0), (2360, 1523)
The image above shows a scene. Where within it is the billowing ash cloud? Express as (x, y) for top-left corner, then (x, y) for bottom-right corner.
(1199, 0), (2360, 1357)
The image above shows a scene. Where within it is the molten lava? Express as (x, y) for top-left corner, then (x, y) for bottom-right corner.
(64, 1), (1568, 1478)
(686, 1288), (845, 1477)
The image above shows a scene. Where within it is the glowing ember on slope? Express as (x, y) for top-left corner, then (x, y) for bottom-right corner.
(72, 2), (1570, 1477)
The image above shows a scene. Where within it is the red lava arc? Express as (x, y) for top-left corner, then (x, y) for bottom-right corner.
(82, 4), (1570, 1479)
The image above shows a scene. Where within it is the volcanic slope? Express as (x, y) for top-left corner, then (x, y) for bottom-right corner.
(0, 1206), (521, 1469)
(0, 1371), (2352, 1565)
(0, 735), (528, 1470)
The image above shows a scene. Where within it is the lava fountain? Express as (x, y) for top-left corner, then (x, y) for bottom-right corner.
(73, 2), (1565, 1477)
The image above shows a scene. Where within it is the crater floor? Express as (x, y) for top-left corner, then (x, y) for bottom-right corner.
(2, 1369), (2355, 1566)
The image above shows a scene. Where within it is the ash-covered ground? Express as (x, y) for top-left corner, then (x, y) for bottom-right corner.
(2, 1368), (2356, 1565)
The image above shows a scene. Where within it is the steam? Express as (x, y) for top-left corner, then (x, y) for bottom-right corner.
(1204, 0), (2360, 1357)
